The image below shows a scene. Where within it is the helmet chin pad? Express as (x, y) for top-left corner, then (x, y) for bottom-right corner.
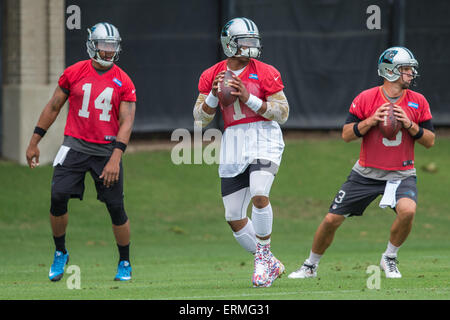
(93, 53), (114, 67)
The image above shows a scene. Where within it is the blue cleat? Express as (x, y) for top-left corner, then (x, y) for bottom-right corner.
(114, 260), (132, 281)
(49, 250), (69, 282)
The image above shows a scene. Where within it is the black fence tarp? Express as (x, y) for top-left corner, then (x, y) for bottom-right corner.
(232, 0), (391, 129)
(404, 0), (450, 126)
(66, 0), (221, 132)
(64, 0), (450, 132)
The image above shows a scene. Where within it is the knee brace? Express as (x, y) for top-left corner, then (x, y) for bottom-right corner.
(106, 202), (128, 226)
(50, 193), (70, 216)
(223, 188), (251, 221)
(249, 170), (275, 197)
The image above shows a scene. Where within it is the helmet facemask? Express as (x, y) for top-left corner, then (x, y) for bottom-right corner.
(395, 63), (419, 79)
(234, 36), (262, 58)
(386, 64), (419, 87)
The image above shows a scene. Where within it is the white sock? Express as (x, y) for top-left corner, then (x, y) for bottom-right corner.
(233, 219), (257, 254)
(251, 203), (273, 239)
(307, 251), (322, 265)
(256, 238), (271, 246)
(384, 241), (400, 256)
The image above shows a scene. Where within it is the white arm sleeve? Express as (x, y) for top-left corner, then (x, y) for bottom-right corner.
(261, 90), (289, 124)
(193, 93), (216, 128)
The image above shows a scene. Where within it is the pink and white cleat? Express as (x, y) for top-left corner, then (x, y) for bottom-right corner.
(252, 242), (285, 287)
(266, 254), (285, 287)
(252, 243), (270, 287)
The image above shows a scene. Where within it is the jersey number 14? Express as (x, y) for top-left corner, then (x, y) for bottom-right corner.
(78, 83), (113, 122)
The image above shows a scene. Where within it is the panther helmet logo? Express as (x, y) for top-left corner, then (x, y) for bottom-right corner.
(380, 50), (398, 64)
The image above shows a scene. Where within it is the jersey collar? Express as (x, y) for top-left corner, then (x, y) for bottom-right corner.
(379, 85), (407, 105)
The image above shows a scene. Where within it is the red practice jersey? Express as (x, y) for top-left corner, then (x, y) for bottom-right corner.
(198, 59), (284, 129)
(58, 60), (136, 144)
(350, 86), (432, 170)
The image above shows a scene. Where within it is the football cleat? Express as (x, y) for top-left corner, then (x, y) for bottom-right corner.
(252, 243), (270, 287)
(114, 260), (132, 281)
(380, 254), (402, 278)
(49, 250), (69, 282)
(288, 260), (318, 279)
(266, 254), (285, 287)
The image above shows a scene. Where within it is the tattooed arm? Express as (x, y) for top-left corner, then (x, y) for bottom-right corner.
(258, 90), (290, 124)
(193, 93), (216, 128)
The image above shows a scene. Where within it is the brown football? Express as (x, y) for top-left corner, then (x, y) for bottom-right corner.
(217, 70), (237, 106)
(378, 103), (402, 139)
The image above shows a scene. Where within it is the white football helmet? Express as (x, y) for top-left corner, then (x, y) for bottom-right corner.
(377, 46), (419, 82)
(220, 17), (262, 59)
(86, 22), (121, 67)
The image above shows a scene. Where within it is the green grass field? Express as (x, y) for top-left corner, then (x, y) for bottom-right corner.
(1, 135), (449, 300)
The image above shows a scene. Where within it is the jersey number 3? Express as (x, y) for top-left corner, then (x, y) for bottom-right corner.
(78, 83), (113, 122)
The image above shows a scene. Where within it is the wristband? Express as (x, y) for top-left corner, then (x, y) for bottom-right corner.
(353, 122), (363, 137)
(412, 126), (424, 140)
(114, 141), (127, 153)
(246, 94), (263, 112)
(34, 126), (47, 137)
(406, 120), (413, 130)
(205, 91), (219, 108)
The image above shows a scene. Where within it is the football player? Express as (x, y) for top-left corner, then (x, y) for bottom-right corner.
(289, 47), (435, 280)
(25, 22), (136, 282)
(193, 17), (290, 287)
